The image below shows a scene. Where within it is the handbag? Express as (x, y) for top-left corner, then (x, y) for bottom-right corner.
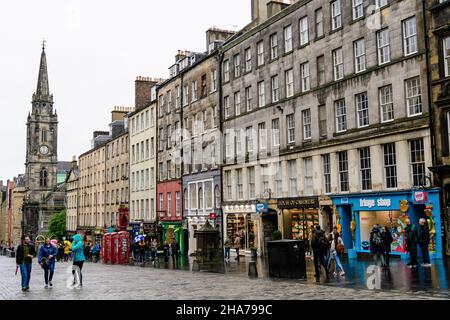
(336, 238), (345, 254)
(40, 256), (49, 269)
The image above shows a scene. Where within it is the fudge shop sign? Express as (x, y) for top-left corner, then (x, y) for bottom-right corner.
(277, 197), (319, 209)
(359, 198), (392, 209)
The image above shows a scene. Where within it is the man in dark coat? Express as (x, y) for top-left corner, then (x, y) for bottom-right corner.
(171, 241), (180, 268)
(381, 226), (393, 268)
(418, 218), (431, 267)
(311, 225), (329, 278)
(16, 235), (36, 291)
(405, 219), (419, 268)
(370, 225), (385, 267)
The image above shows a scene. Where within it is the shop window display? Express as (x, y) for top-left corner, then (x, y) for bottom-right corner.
(226, 214), (257, 250)
(359, 211), (405, 253)
(290, 209), (319, 241)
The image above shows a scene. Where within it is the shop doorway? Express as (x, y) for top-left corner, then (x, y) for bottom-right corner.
(261, 211), (278, 256)
(226, 214), (258, 251)
(321, 206), (333, 233)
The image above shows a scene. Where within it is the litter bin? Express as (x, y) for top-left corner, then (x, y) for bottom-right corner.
(267, 240), (306, 279)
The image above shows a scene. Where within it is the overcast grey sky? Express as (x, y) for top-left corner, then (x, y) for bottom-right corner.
(0, 0), (250, 182)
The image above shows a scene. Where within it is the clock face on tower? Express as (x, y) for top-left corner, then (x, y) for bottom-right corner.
(39, 145), (49, 155)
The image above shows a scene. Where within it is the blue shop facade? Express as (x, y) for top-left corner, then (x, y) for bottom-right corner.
(330, 189), (443, 260)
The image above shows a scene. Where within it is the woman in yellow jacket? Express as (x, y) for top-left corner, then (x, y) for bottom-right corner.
(63, 240), (72, 262)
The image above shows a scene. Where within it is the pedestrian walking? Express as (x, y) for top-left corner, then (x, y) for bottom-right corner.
(311, 225), (329, 278)
(170, 241), (180, 268)
(150, 238), (158, 264)
(328, 232), (345, 277)
(57, 243), (64, 262)
(138, 240), (147, 264)
(370, 225), (385, 267)
(405, 219), (419, 269)
(16, 235), (36, 292)
(224, 238), (232, 261)
(163, 242), (170, 264)
(418, 218), (431, 267)
(381, 226), (393, 269)
(84, 242), (92, 262)
(91, 242), (101, 263)
(63, 239), (71, 262)
(71, 234), (85, 288)
(38, 238), (58, 288)
(234, 233), (241, 261)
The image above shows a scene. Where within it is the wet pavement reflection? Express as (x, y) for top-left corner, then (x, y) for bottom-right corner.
(145, 253), (450, 296)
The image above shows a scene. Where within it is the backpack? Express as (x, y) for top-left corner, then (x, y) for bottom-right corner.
(317, 232), (328, 250)
(372, 231), (382, 246)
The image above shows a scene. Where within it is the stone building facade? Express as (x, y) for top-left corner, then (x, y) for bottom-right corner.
(65, 157), (79, 234)
(105, 125), (129, 229)
(220, 0), (440, 257)
(129, 77), (162, 231)
(10, 176), (26, 246)
(181, 52), (224, 255)
(78, 137), (107, 243)
(157, 52), (188, 252)
(78, 108), (131, 242)
(427, 0), (450, 255)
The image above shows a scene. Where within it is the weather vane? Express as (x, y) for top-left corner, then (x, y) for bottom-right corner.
(42, 39), (46, 51)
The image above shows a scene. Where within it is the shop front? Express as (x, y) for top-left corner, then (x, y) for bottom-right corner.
(94, 227), (104, 245)
(330, 189), (443, 260)
(279, 197), (320, 251)
(161, 221), (185, 255)
(223, 204), (261, 255)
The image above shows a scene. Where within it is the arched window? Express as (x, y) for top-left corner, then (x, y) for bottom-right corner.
(214, 185), (221, 209)
(39, 168), (48, 187)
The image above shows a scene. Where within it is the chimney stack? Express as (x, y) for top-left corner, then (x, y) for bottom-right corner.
(251, 0), (292, 25)
(135, 76), (162, 111)
(206, 27), (236, 52)
(111, 106), (133, 122)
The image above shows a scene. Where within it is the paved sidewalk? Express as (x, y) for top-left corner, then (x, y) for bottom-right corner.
(0, 256), (448, 300)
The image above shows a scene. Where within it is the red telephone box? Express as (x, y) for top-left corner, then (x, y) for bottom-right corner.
(117, 231), (130, 265)
(102, 234), (112, 264)
(111, 232), (119, 265)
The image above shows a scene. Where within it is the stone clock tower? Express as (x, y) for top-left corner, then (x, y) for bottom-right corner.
(23, 43), (63, 238)
(25, 43), (58, 202)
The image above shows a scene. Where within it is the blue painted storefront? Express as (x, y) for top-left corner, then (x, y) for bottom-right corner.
(330, 189), (443, 260)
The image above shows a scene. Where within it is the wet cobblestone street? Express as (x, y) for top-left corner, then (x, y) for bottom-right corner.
(1, 256), (449, 300)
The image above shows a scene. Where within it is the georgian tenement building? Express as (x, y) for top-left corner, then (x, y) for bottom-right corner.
(427, 0), (450, 255)
(129, 77), (162, 236)
(221, 0), (443, 258)
(105, 110), (130, 232)
(157, 51), (198, 254)
(78, 134), (108, 243)
(77, 108), (129, 243)
(65, 157), (79, 236)
(182, 28), (234, 255)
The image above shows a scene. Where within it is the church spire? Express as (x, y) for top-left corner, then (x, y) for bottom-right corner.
(33, 40), (52, 103)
